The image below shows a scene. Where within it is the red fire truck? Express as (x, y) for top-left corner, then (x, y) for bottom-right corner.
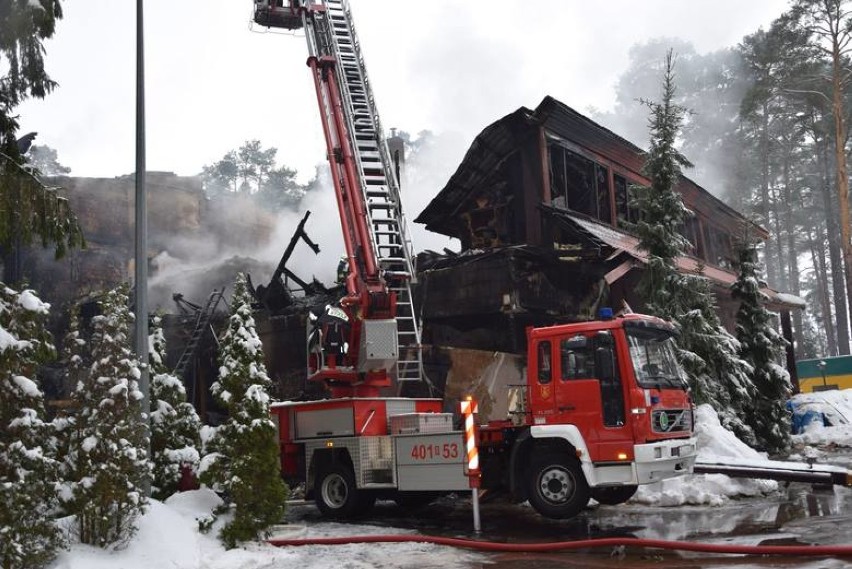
(255, 0), (697, 520)
(270, 311), (696, 519)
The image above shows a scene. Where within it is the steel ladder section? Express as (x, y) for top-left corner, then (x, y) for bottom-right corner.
(173, 289), (224, 381)
(319, 0), (422, 383)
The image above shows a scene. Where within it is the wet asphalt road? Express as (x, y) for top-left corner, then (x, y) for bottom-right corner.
(287, 483), (852, 568)
(284, 453), (852, 568)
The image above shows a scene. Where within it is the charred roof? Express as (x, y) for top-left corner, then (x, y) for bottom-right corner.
(416, 95), (767, 241)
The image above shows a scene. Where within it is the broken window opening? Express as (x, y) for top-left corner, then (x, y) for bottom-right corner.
(614, 174), (639, 230)
(547, 144), (612, 225)
(462, 190), (511, 249)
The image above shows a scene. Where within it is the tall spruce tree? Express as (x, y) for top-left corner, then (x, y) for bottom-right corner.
(633, 50), (694, 318)
(200, 273), (287, 548)
(0, 285), (63, 569)
(64, 285), (150, 547)
(634, 51), (757, 443)
(149, 315), (201, 500)
(732, 237), (792, 453)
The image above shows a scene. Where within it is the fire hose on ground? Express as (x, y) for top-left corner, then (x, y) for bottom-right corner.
(267, 534), (852, 558)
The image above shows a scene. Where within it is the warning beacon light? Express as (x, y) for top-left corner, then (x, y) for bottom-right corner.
(598, 307), (614, 320)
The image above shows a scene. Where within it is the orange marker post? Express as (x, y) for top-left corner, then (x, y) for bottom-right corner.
(460, 396), (481, 533)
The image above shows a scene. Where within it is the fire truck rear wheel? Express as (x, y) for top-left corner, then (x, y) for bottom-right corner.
(527, 452), (590, 519)
(590, 485), (638, 505)
(315, 463), (375, 519)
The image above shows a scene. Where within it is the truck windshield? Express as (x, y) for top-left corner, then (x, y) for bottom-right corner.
(626, 327), (688, 390)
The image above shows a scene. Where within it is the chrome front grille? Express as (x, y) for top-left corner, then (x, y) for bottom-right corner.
(651, 408), (693, 433)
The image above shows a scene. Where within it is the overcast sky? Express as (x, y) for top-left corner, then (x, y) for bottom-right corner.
(18, 0), (790, 185)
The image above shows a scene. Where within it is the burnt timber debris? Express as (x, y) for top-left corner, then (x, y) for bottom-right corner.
(249, 210), (322, 313)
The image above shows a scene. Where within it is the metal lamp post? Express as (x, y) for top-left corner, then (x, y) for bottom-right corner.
(135, 0), (150, 496)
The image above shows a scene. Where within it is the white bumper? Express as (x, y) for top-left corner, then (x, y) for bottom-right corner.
(633, 437), (697, 484)
(585, 437), (697, 487)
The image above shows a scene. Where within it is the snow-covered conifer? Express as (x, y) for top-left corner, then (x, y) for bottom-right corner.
(149, 315), (201, 500)
(65, 284), (150, 548)
(677, 269), (757, 444)
(54, 305), (87, 513)
(633, 51), (757, 441)
(200, 273), (287, 548)
(0, 285), (64, 569)
(732, 237), (791, 453)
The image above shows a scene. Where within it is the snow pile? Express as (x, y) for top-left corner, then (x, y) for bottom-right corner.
(635, 404), (778, 506)
(49, 489), (485, 569)
(790, 390), (852, 447)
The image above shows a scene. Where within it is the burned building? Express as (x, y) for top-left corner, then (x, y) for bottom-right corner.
(414, 96), (802, 378)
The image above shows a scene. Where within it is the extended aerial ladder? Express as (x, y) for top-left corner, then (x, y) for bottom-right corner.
(253, 0), (423, 396)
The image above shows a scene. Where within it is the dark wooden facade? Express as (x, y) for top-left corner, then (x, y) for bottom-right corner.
(414, 96), (800, 362)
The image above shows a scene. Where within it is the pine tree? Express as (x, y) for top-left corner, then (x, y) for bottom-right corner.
(149, 315), (201, 500)
(0, 285), (64, 569)
(200, 273), (287, 548)
(65, 284), (150, 548)
(732, 237), (792, 453)
(634, 51), (757, 443)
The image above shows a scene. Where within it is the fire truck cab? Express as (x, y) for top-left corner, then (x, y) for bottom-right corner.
(476, 312), (697, 518)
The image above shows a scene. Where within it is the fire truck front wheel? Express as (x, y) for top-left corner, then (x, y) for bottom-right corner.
(315, 463), (375, 519)
(527, 452), (590, 519)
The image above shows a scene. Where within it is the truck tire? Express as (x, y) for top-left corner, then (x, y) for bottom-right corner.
(315, 463), (375, 519)
(590, 485), (637, 505)
(527, 452), (590, 519)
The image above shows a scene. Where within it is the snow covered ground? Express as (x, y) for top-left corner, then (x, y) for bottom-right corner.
(49, 489), (486, 569)
(48, 399), (852, 569)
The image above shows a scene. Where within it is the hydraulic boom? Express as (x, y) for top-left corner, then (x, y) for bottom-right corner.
(253, 0), (422, 396)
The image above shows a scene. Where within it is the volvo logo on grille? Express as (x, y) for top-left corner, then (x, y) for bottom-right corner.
(654, 410), (687, 432)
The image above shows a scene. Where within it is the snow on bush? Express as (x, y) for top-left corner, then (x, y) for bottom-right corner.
(200, 273), (288, 548)
(149, 315), (202, 500)
(0, 285), (64, 569)
(61, 285), (151, 548)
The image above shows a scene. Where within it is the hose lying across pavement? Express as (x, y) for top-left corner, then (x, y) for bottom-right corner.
(267, 534), (852, 557)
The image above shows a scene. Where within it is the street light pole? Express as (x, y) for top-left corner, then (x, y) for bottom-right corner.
(135, 0), (150, 496)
